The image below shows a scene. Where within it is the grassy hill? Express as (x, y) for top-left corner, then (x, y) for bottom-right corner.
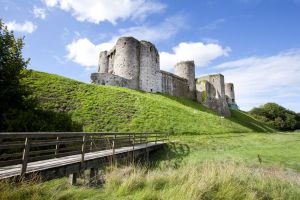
(23, 70), (274, 134)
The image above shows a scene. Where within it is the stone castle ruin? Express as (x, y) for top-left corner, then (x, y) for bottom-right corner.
(91, 37), (238, 116)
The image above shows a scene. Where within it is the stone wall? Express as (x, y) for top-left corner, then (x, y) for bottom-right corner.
(196, 74), (231, 117)
(91, 73), (133, 88)
(197, 74), (226, 99)
(161, 70), (192, 99)
(139, 41), (162, 92)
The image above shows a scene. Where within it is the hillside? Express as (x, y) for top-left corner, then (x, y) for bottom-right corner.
(23, 70), (274, 134)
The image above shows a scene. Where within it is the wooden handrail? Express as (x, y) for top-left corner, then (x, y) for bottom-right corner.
(0, 132), (168, 138)
(0, 132), (169, 175)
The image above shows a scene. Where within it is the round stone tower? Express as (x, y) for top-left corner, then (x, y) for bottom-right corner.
(225, 83), (235, 104)
(113, 37), (140, 89)
(98, 51), (108, 73)
(174, 61), (196, 92)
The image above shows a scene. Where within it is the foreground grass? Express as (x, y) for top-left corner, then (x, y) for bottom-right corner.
(1, 161), (299, 200)
(23, 70), (274, 133)
(1, 132), (299, 200)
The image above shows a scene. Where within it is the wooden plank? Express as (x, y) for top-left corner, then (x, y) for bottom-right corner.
(0, 159), (21, 167)
(29, 148), (56, 156)
(0, 152), (23, 160)
(30, 139), (82, 147)
(0, 143), (24, 150)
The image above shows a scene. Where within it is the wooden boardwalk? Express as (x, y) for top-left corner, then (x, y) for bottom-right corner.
(0, 132), (168, 182)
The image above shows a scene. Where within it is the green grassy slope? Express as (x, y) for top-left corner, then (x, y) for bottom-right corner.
(23, 70), (274, 134)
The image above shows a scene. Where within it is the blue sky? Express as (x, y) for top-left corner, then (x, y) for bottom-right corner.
(1, 0), (300, 112)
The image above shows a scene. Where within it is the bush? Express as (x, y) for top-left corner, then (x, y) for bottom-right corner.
(249, 103), (298, 131)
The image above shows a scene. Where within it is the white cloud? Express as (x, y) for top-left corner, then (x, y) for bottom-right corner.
(66, 38), (115, 67)
(118, 15), (185, 42)
(217, 49), (300, 111)
(66, 15), (185, 67)
(6, 21), (37, 34)
(160, 42), (231, 71)
(33, 6), (47, 19)
(43, 0), (165, 24)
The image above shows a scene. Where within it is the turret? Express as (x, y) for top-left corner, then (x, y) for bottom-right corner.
(113, 37), (140, 88)
(225, 83), (235, 104)
(98, 51), (108, 73)
(174, 61), (196, 92)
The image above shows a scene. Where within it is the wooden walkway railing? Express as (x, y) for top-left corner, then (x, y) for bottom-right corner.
(0, 132), (169, 178)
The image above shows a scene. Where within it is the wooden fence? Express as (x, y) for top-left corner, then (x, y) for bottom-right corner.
(0, 132), (169, 177)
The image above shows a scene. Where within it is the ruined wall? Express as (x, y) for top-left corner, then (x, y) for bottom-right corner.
(139, 41), (162, 92)
(195, 80), (215, 103)
(174, 61), (196, 92)
(161, 70), (191, 99)
(91, 73), (132, 88)
(197, 74), (226, 99)
(196, 74), (230, 117)
(225, 83), (235, 104)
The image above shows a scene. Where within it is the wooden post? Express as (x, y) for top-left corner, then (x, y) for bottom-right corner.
(132, 133), (135, 163)
(89, 168), (98, 185)
(69, 173), (77, 185)
(145, 133), (149, 162)
(55, 136), (60, 158)
(112, 134), (116, 164)
(132, 133), (135, 150)
(20, 137), (31, 177)
(81, 134), (86, 169)
(90, 135), (93, 152)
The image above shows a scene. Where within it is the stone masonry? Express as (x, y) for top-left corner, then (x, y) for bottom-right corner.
(91, 36), (238, 116)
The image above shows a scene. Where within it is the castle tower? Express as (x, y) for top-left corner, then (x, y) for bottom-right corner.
(225, 83), (235, 104)
(113, 37), (140, 89)
(174, 61), (196, 92)
(98, 51), (108, 73)
(139, 41), (162, 92)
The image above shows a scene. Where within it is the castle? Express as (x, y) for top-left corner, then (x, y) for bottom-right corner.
(91, 37), (238, 116)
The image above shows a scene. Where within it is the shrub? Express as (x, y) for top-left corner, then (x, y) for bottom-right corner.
(249, 103), (298, 131)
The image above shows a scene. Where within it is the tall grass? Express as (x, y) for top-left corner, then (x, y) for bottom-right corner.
(1, 161), (299, 199)
(103, 161), (300, 200)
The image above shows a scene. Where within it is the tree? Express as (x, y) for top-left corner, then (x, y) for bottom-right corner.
(249, 103), (298, 131)
(0, 20), (31, 130)
(0, 20), (82, 131)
